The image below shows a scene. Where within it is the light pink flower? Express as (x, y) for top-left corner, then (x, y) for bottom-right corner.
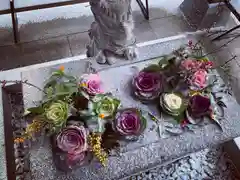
(181, 59), (202, 71)
(56, 125), (89, 164)
(189, 70), (207, 90)
(80, 74), (103, 95)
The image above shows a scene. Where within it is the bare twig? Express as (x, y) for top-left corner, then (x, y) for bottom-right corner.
(219, 55), (237, 67)
(202, 34), (240, 57)
(191, 2), (224, 49)
(0, 80), (47, 94)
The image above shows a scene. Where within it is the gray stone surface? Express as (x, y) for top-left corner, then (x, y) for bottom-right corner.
(0, 26), (13, 46)
(132, 146), (240, 180)
(19, 16), (94, 42)
(0, 36), (72, 70)
(133, 21), (158, 43)
(149, 16), (191, 39)
(180, 0), (230, 30)
(67, 32), (89, 56)
(21, 36), (240, 180)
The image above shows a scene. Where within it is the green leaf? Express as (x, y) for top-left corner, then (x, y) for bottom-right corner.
(46, 87), (54, 98)
(143, 64), (162, 72)
(159, 55), (176, 69)
(63, 74), (77, 82)
(27, 106), (44, 115)
(201, 57), (209, 62)
(44, 79), (57, 89)
(64, 82), (78, 93)
(79, 109), (95, 117)
(173, 113), (185, 123)
(64, 82), (78, 88)
(158, 57), (170, 68)
(53, 91), (73, 98)
(140, 113), (147, 132)
(51, 70), (64, 77)
(158, 58), (169, 68)
(54, 83), (76, 97)
(55, 83), (66, 93)
(97, 117), (105, 133)
(92, 94), (105, 102)
(80, 90), (90, 100)
(112, 99), (121, 110)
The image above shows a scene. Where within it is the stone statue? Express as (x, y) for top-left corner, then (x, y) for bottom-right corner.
(87, 0), (137, 65)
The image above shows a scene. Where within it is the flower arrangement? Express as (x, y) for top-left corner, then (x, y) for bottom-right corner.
(15, 42), (229, 171)
(132, 42), (227, 132)
(22, 66), (147, 169)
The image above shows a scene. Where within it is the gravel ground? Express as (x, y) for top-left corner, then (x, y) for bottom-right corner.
(131, 146), (240, 180)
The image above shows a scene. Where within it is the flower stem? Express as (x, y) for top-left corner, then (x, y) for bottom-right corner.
(97, 117), (104, 133)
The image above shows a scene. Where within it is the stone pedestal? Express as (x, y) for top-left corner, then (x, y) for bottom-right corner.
(87, 0), (137, 65)
(20, 36), (240, 180)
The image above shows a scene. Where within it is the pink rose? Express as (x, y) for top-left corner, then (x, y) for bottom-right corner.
(181, 59), (202, 71)
(189, 70), (207, 90)
(80, 74), (103, 95)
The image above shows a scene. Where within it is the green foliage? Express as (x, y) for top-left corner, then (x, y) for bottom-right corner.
(80, 94), (121, 119)
(25, 69), (79, 137)
(27, 106), (45, 115)
(173, 113), (185, 123)
(138, 110), (147, 132)
(158, 55), (176, 70)
(142, 64), (162, 72)
(43, 70), (78, 102)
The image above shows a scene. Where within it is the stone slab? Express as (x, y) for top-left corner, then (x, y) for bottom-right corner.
(20, 35), (240, 180)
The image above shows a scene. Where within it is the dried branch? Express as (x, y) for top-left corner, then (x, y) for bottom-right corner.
(202, 34), (240, 57)
(219, 55), (237, 67)
(0, 80), (47, 94)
